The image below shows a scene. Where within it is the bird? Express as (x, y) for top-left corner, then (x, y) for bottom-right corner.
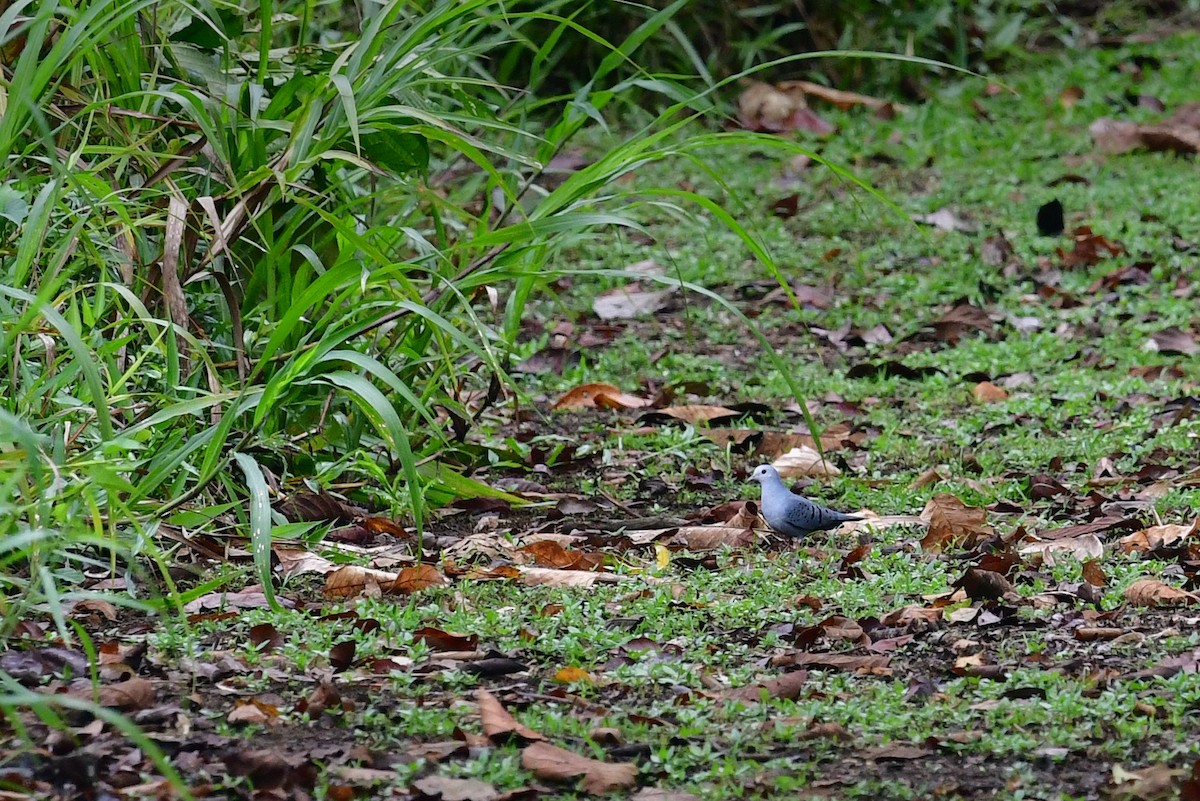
(749, 464), (861, 539)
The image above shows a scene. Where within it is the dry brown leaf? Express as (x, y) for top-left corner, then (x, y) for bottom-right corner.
(776, 80), (908, 113)
(669, 526), (758, 551)
(972, 381), (1009, 403)
(737, 81), (834, 134)
(722, 670), (808, 703)
(274, 546), (337, 578)
(1019, 534), (1104, 561)
(519, 541), (605, 571)
(87, 677), (155, 711)
(391, 564), (446, 593)
(227, 698), (279, 726)
(1120, 520), (1199, 554)
(1124, 578), (1199, 607)
(412, 775), (499, 801)
(786, 653), (890, 672)
(477, 689), (545, 744)
(700, 428), (849, 457)
(519, 567), (621, 588)
(919, 494), (993, 552)
(592, 285), (674, 320)
(551, 382), (651, 411)
(1082, 559), (1108, 588)
(772, 445), (840, 478)
(520, 741), (638, 794)
(640, 405), (742, 425)
(323, 565), (400, 598)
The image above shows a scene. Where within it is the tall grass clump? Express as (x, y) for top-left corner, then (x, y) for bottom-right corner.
(0, 0), (883, 667)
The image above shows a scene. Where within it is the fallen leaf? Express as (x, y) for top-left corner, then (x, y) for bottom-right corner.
(477, 689), (545, 744)
(972, 381), (1008, 403)
(1019, 534), (1104, 561)
(592, 284), (674, 320)
(669, 526), (758, 550)
(228, 698), (280, 726)
(1124, 578), (1199, 607)
(324, 565), (400, 598)
(1082, 559), (1107, 588)
(520, 741), (638, 794)
(392, 564), (446, 593)
(412, 775), (499, 801)
(722, 670), (808, 702)
(519, 567), (621, 587)
(786, 653), (890, 672)
(776, 80), (908, 113)
(1119, 520), (1199, 554)
(638, 405), (744, 426)
(551, 383), (652, 411)
(772, 445), (840, 478)
(83, 677), (155, 711)
(1145, 327), (1198, 356)
(413, 627), (479, 652)
(920, 495), (994, 552)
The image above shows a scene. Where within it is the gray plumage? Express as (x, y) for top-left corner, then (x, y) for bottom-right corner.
(749, 464), (861, 538)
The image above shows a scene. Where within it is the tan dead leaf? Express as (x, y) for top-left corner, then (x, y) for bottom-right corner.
(476, 689), (544, 744)
(914, 208), (978, 233)
(1145, 327), (1199, 356)
(972, 381), (1008, 403)
(669, 526), (758, 551)
(1120, 520), (1199, 554)
(772, 445), (840, 478)
(553, 666), (594, 684)
(551, 382), (651, 411)
(227, 698), (280, 726)
(881, 605), (943, 626)
(1108, 763), (1185, 800)
(519, 567), (621, 588)
(1019, 534), (1104, 561)
(630, 788), (701, 801)
(411, 775), (499, 801)
(776, 79), (908, 113)
(1124, 578), (1199, 607)
(70, 599), (119, 621)
(273, 546), (337, 578)
(323, 565), (399, 598)
(722, 670), (808, 703)
(592, 284), (674, 321)
(737, 81), (834, 134)
(520, 741), (638, 794)
(919, 494), (993, 552)
(391, 564), (446, 593)
(786, 653), (890, 672)
(909, 467), (945, 490)
(640, 405), (742, 425)
(85, 677), (155, 711)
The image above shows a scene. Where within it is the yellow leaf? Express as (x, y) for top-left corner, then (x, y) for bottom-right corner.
(553, 666), (593, 684)
(655, 545), (670, 570)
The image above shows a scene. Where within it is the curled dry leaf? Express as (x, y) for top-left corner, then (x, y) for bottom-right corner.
(772, 445), (840, 478)
(1019, 534), (1104, 561)
(1124, 578), (1199, 607)
(920, 494), (993, 552)
(324, 565), (400, 598)
(1119, 520), (1199, 554)
(519, 540), (605, 571)
(551, 382), (651, 411)
(776, 80), (908, 113)
(476, 688), (545, 744)
(520, 741), (638, 795)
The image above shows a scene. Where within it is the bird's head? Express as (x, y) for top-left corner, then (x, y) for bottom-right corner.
(749, 464), (777, 484)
